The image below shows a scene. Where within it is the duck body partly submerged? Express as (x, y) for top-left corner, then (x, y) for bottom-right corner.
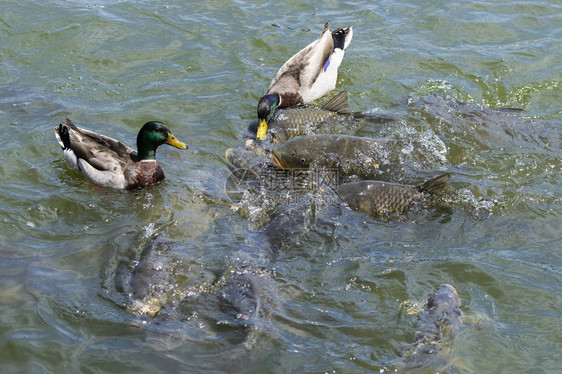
(54, 118), (187, 190)
(257, 21), (353, 139)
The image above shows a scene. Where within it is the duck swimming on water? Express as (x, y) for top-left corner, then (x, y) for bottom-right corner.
(54, 118), (187, 190)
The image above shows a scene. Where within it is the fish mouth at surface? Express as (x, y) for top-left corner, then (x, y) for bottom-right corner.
(224, 148), (233, 163)
(271, 152), (285, 169)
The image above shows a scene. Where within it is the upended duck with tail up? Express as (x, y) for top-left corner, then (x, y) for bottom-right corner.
(256, 21), (353, 139)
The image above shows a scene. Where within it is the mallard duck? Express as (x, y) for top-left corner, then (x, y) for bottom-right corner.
(54, 118), (187, 190)
(256, 21), (353, 139)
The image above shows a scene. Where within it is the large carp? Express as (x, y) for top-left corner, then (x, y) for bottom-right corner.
(264, 91), (351, 143)
(337, 173), (450, 219)
(271, 134), (401, 180)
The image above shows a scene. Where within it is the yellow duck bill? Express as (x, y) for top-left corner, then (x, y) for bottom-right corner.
(166, 132), (188, 149)
(256, 119), (268, 140)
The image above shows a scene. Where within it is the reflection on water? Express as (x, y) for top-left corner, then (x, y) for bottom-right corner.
(0, 0), (560, 373)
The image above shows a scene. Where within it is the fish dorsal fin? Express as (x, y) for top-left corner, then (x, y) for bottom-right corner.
(418, 173), (450, 194)
(321, 91), (351, 114)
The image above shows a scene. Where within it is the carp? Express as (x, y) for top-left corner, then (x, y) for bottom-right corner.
(271, 134), (401, 180)
(264, 91), (352, 143)
(400, 284), (463, 368)
(337, 173), (450, 219)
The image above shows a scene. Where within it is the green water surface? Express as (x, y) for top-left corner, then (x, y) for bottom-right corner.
(0, 0), (560, 373)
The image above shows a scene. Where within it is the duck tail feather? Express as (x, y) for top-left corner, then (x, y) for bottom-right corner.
(55, 122), (72, 150)
(343, 27), (353, 50)
(321, 21), (330, 36)
(331, 27), (347, 50)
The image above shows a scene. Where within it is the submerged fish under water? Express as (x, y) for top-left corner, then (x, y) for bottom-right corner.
(225, 146), (273, 174)
(401, 284), (462, 367)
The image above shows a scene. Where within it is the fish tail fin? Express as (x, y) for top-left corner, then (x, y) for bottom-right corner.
(418, 173), (450, 194)
(321, 91), (351, 114)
